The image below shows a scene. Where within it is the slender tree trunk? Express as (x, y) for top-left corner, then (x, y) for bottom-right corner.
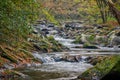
(96, 0), (108, 23)
(107, 1), (120, 25)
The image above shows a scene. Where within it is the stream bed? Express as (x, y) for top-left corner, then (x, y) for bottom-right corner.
(17, 35), (120, 80)
(18, 53), (93, 80)
(17, 36), (93, 80)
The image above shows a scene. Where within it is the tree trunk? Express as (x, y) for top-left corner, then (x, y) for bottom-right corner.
(107, 1), (120, 25)
(96, 0), (109, 23)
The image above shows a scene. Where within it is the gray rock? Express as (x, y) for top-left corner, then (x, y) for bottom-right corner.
(112, 37), (120, 46)
(61, 54), (82, 62)
(32, 29), (38, 34)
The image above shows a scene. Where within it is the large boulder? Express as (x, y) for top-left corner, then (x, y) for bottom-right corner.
(95, 35), (108, 46)
(65, 22), (83, 29)
(61, 54), (82, 62)
(108, 31), (120, 47)
(87, 56), (106, 65)
(77, 55), (120, 80)
(81, 34), (89, 43)
(81, 34), (96, 44)
(101, 56), (120, 80)
(111, 36), (120, 46)
(65, 22), (73, 28)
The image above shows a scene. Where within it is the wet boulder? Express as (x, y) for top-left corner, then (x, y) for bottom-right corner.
(80, 34), (96, 44)
(87, 56), (106, 65)
(61, 54), (82, 62)
(75, 55), (82, 62)
(95, 35), (107, 45)
(108, 34), (120, 47)
(84, 56), (93, 62)
(65, 22), (83, 29)
(111, 36), (120, 46)
(65, 22), (73, 28)
(107, 31), (120, 47)
(47, 23), (54, 28)
(81, 34), (88, 43)
(53, 56), (63, 62)
(32, 29), (38, 34)
(61, 55), (74, 62)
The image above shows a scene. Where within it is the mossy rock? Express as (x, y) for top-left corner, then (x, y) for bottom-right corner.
(86, 35), (96, 44)
(101, 57), (120, 80)
(73, 36), (84, 44)
(77, 55), (120, 80)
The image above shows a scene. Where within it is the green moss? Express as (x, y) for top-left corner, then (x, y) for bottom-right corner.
(86, 35), (95, 44)
(111, 57), (120, 73)
(47, 36), (63, 51)
(42, 9), (59, 25)
(47, 36), (55, 41)
(32, 36), (63, 52)
(73, 36), (83, 44)
(0, 0), (42, 63)
(81, 55), (120, 79)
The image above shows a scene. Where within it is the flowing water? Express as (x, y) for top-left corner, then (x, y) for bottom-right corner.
(17, 36), (94, 80)
(17, 35), (120, 80)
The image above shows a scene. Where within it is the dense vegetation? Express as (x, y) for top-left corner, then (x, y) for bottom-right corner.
(0, 0), (120, 79)
(0, 0), (38, 65)
(39, 0), (120, 25)
(0, 0), (62, 67)
(0, 0), (38, 41)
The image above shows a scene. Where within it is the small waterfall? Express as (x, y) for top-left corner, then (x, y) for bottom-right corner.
(33, 53), (55, 63)
(29, 53), (93, 80)
(54, 36), (81, 48)
(33, 53), (91, 63)
(54, 36), (74, 43)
